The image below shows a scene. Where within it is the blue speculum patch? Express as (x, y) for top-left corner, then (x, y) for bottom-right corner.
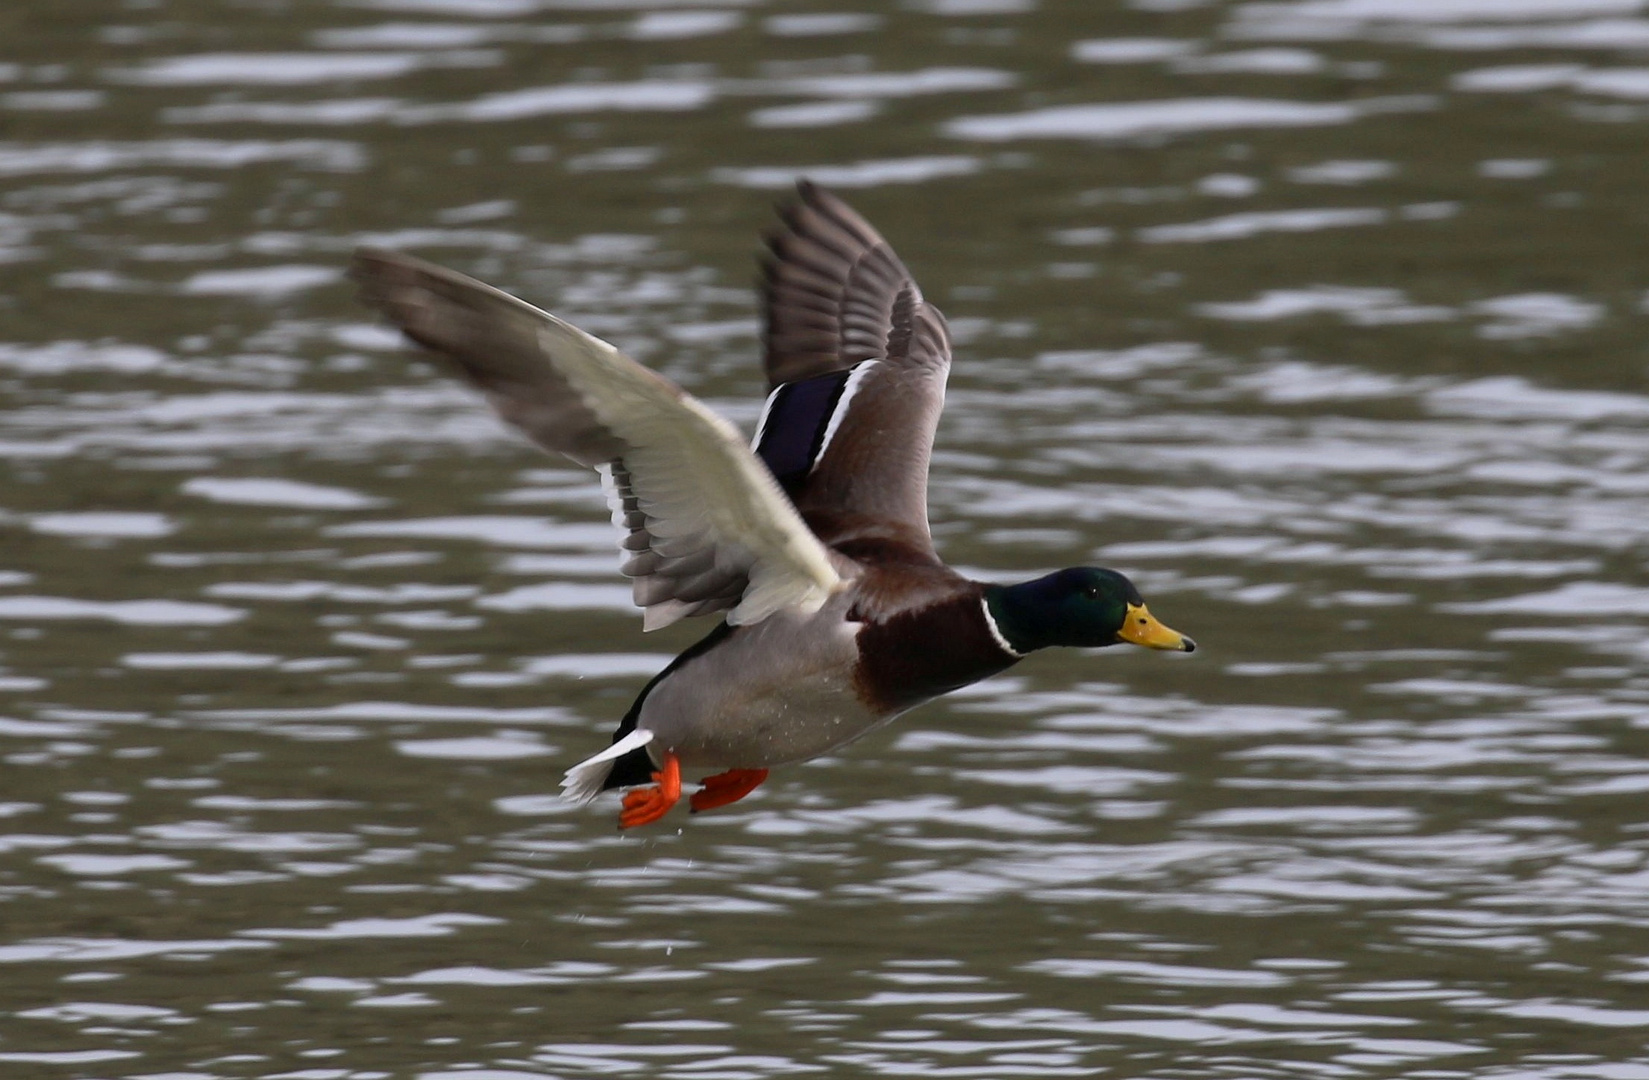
(754, 367), (854, 492)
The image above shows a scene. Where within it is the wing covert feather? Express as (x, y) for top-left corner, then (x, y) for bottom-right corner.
(352, 247), (840, 629)
(757, 183), (954, 554)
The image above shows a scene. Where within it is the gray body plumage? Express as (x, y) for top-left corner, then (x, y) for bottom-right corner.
(635, 590), (886, 769)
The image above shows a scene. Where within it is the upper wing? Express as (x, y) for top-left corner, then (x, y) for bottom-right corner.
(757, 182), (953, 554)
(352, 248), (841, 631)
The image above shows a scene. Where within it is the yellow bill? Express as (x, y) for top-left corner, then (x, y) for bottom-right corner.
(1117, 604), (1196, 653)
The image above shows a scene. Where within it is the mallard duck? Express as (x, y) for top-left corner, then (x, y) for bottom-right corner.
(351, 182), (1193, 829)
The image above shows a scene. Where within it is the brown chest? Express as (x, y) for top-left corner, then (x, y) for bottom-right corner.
(851, 591), (1021, 714)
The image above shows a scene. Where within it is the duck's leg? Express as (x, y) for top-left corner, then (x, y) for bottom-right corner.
(618, 752), (681, 829)
(689, 768), (769, 813)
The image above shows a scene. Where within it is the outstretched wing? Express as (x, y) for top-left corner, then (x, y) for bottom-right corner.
(757, 182), (953, 555)
(352, 248), (841, 631)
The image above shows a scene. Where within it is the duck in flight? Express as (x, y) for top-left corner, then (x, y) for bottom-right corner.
(352, 181), (1194, 829)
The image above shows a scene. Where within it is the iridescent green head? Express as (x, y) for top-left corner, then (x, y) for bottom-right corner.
(983, 567), (1195, 656)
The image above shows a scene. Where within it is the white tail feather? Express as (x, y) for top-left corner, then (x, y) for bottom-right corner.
(559, 728), (655, 805)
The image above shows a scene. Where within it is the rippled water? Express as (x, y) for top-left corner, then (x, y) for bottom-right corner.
(2, 1), (1649, 1077)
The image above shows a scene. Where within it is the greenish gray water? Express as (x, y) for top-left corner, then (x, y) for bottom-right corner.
(1, 1), (1648, 1077)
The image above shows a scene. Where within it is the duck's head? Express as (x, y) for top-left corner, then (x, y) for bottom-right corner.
(984, 568), (1195, 656)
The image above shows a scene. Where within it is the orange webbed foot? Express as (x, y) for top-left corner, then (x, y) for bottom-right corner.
(618, 753), (681, 829)
(689, 768), (769, 814)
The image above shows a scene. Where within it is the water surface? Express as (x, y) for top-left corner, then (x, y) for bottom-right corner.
(2, 1), (1648, 1077)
